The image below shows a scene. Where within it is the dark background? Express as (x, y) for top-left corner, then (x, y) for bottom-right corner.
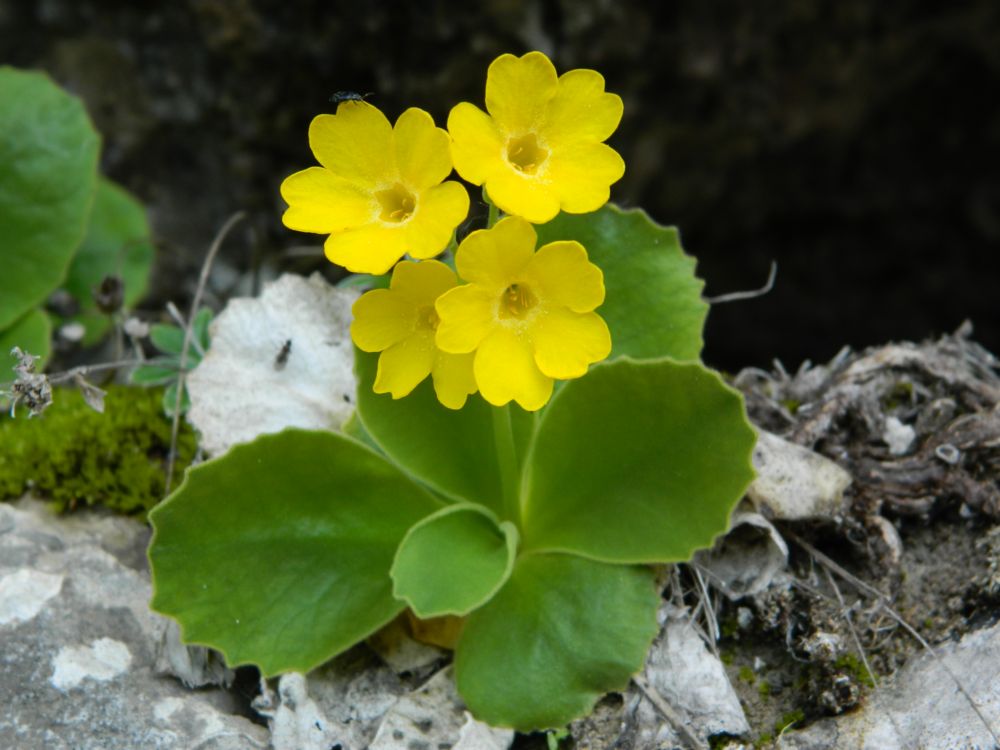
(2, 0), (998, 370)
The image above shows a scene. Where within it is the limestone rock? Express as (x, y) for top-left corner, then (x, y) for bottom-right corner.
(748, 429), (852, 520)
(186, 272), (358, 456)
(0, 499), (267, 750)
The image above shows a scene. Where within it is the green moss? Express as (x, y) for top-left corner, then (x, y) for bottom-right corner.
(720, 649), (735, 665)
(757, 679), (771, 698)
(834, 653), (876, 688)
(720, 615), (739, 639)
(753, 732), (773, 749)
(0, 385), (195, 515)
(882, 380), (914, 411)
(738, 665), (756, 684)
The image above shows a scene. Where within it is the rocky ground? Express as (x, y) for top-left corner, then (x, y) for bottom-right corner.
(3, 325), (999, 749)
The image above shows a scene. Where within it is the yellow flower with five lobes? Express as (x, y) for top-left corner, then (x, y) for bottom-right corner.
(351, 260), (478, 410)
(448, 51), (625, 224)
(281, 102), (470, 275)
(435, 217), (611, 411)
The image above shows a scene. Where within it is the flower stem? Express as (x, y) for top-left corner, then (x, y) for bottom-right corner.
(491, 404), (520, 523)
(486, 192), (500, 229)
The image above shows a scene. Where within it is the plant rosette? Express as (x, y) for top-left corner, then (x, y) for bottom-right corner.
(148, 51), (757, 732)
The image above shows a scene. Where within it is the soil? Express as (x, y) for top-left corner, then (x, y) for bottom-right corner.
(697, 325), (1000, 747)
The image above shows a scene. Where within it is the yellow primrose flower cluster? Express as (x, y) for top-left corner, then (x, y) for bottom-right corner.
(280, 51), (623, 411)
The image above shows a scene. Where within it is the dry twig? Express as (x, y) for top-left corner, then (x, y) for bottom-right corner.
(165, 211), (246, 493)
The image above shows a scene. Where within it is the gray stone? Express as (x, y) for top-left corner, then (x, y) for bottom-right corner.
(0, 499), (267, 750)
(258, 650), (512, 750)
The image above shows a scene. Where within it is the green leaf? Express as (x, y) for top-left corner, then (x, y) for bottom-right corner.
(0, 67), (100, 330)
(62, 177), (154, 343)
(149, 309), (211, 360)
(355, 349), (506, 514)
(161, 380), (190, 417)
(337, 273), (390, 290)
(149, 324), (185, 357)
(521, 358), (756, 564)
(0, 309), (52, 369)
(391, 503), (518, 618)
(129, 360), (178, 385)
(192, 307), (213, 352)
(148, 428), (442, 675)
(535, 205), (708, 362)
(454, 553), (659, 730)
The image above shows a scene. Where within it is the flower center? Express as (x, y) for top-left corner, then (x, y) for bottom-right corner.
(375, 183), (416, 223)
(498, 283), (538, 319)
(417, 305), (440, 331)
(506, 134), (548, 174)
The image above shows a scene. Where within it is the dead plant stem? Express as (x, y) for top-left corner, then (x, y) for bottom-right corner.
(165, 211), (245, 494)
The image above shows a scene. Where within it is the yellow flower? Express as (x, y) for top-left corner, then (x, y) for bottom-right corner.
(281, 102), (470, 275)
(435, 217), (611, 411)
(351, 260), (477, 410)
(448, 51), (624, 224)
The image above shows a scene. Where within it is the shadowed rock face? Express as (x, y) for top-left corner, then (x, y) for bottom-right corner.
(3, 1), (997, 368)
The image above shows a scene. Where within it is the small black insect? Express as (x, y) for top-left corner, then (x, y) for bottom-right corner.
(274, 339), (292, 371)
(329, 90), (373, 104)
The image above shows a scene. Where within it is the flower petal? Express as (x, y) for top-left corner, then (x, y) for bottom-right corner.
(324, 224), (408, 275)
(435, 285), (495, 353)
(522, 240), (605, 312)
(432, 351), (478, 410)
(485, 169), (561, 224)
(485, 52), (558, 134)
(390, 259), (458, 306)
(474, 329), (553, 411)
(374, 331), (436, 399)
(448, 102), (504, 185)
(309, 102), (394, 187)
(395, 108), (453, 191)
(455, 216), (536, 288)
(545, 142), (625, 214)
(542, 69), (623, 147)
(531, 308), (611, 379)
(351, 289), (415, 352)
(280, 167), (372, 233)
(406, 181), (469, 260)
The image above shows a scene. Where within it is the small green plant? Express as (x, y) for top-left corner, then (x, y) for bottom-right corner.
(0, 385), (195, 515)
(148, 51), (757, 731)
(0, 66), (153, 363)
(131, 308), (213, 417)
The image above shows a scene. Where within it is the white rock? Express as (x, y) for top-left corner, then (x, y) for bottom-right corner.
(635, 605), (749, 743)
(187, 272), (358, 456)
(369, 668), (513, 750)
(51, 638), (132, 691)
(883, 416), (916, 455)
(748, 430), (853, 520)
(265, 674), (343, 750)
(0, 568), (63, 625)
(694, 511), (789, 599)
